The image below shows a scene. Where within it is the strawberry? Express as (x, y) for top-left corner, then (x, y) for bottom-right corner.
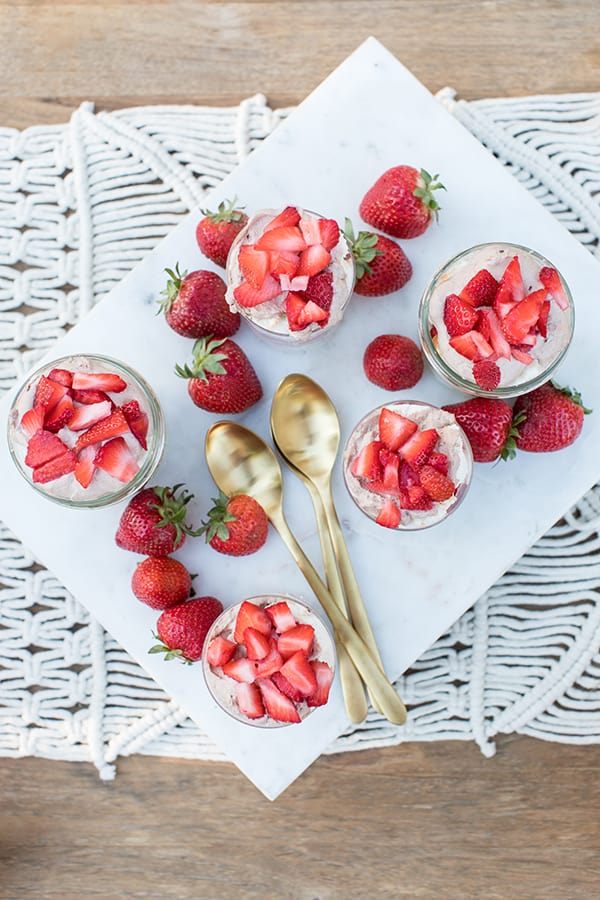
(74, 445), (96, 488)
(363, 334), (424, 390)
(235, 682), (265, 719)
(276, 624), (315, 659)
(295, 244), (331, 278)
(459, 269), (499, 306)
(306, 661), (334, 707)
(159, 264), (240, 339)
(449, 330), (494, 361)
(71, 372), (127, 392)
(442, 397), (518, 462)
(131, 556), (192, 610)
(255, 225), (307, 253)
(115, 484), (200, 555)
(472, 358), (501, 392)
(398, 428), (439, 467)
(263, 206), (301, 232)
(201, 490), (268, 557)
(427, 451), (449, 475)
(418, 465), (456, 502)
(317, 218), (340, 251)
(512, 347), (534, 365)
(150, 596), (223, 663)
(280, 650), (318, 696)
(34, 376), (69, 410)
(31, 450), (77, 484)
(443, 294), (479, 337)
(359, 166), (445, 238)
(513, 381), (590, 452)
(47, 367), (73, 387)
(302, 270), (333, 312)
(121, 399), (149, 450)
(71, 389), (113, 405)
(67, 399), (112, 431)
(285, 291), (308, 332)
(378, 407), (418, 451)
(206, 636), (237, 668)
(501, 290), (545, 344)
(20, 405), (46, 437)
(380, 455), (400, 494)
(256, 677), (301, 723)
(195, 198), (248, 268)
(538, 299), (551, 338)
(25, 430), (69, 468)
(539, 266), (569, 310)
(176, 337), (262, 414)
(265, 602), (297, 633)
(74, 407), (129, 451)
(237, 244), (270, 289)
(399, 484), (433, 511)
(344, 220), (412, 296)
(494, 256), (525, 314)
(242, 626), (271, 660)
(233, 600), (272, 644)
(93, 436), (139, 483)
(376, 498), (401, 528)
(232, 274), (281, 308)
(271, 670), (305, 703)
(269, 249), (300, 279)
(349, 440), (384, 482)
(44, 395), (74, 433)
(477, 308), (512, 359)
(253, 640), (284, 678)
(296, 299), (329, 329)
(222, 657), (258, 683)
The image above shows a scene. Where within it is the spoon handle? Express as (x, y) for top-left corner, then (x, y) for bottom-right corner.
(270, 509), (407, 725)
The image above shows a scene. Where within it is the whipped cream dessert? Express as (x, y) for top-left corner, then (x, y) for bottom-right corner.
(343, 401), (473, 530)
(202, 595), (336, 728)
(225, 206), (355, 343)
(7, 354), (164, 507)
(420, 243), (574, 397)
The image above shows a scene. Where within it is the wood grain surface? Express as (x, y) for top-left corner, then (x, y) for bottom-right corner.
(1, 2), (600, 898)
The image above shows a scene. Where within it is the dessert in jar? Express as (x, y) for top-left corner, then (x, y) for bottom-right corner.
(343, 400), (473, 530)
(225, 205), (355, 343)
(202, 594), (336, 727)
(418, 242), (574, 398)
(7, 354), (165, 508)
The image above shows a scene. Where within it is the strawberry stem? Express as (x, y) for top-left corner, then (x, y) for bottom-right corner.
(200, 197), (246, 224)
(175, 337), (229, 383)
(148, 633), (194, 665)
(413, 169), (446, 220)
(550, 381), (592, 414)
(343, 218), (383, 279)
(147, 483), (204, 541)
(158, 263), (186, 315)
(500, 411), (525, 460)
(201, 489), (237, 543)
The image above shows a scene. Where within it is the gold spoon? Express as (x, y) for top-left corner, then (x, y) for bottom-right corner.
(205, 421), (407, 725)
(270, 373), (386, 709)
(271, 431), (368, 723)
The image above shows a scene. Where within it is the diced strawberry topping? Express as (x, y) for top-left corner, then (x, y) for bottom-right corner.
(265, 601), (297, 633)
(255, 225), (307, 253)
(427, 452), (449, 475)
(235, 682), (265, 719)
(262, 206), (301, 232)
(242, 626), (271, 661)
(256, 678), (301, 723)
(380, 454), (400, 495)
(299, 216), (322, 246)
(279, 274), (309, 292)
(459, 268), (499, 306)
(449, 330), (494, 361)
(206, 636), (237, 668)
(302, 270), (334, 312)
(539, 266), (569, 310)
(32, 449), (77, 483)
(233, 600), (272, 644)
(511, 347), (534, 365)
(222, 657), (257, 683)
(399, 485), (434, 511)
(271, 670), (305, 703)
(233, 274), (281, 308)
(238, 244), (271, 289)
(502, 290), (545, 344)
(44, 394), (74, 433)
(398, 428), (439, 468)
(121, 399), (149, 450)
(25, 430), (70, 468)
(537, 298), (551, 339)
(350, 440), (384, 482)
(477, 308), (512, 359)
(67, 399), (112, 432)
(47, 367), (74, 387)
(378, 408), (418, 451)
(253, 640), (284, 678)
(399, 461), (421, 488)
(297, 299), (328, 328)
(20, 405), (46, 437)
(280, 650), (318, 696)
(269, 249), (299, 278)
(496, 255), (525, 305)
(375, 498), (401, 528)
(75, 408), (129, 451)
(306, 661), (334, 707)
(296, 244), (331, 277)
(71, 389), (113, 406)
(276, 624), (315, 659)
(71, 371), (127, 393)
(34, 376), (69, 410)
(318, 218), (340, 252)
(472, 358), (501, 391)
(443, 294), (478, 337)
(419, 464), (456, 502)
(93, 436), (139, 483)
(285, 291), (308, 332)
(74, 445), (97, 488)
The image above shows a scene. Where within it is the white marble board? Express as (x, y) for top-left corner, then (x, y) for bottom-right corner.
(2, 37), (600, 800)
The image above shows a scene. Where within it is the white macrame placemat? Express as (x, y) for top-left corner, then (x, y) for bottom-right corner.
(1, 92), (600, 780)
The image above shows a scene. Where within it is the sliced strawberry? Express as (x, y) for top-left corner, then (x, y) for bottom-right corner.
(477, 308), (512, 359)
(255, 225), (307, 253)
(233, 274), (281, 308)
(67, 399), (112, 432)
(472, 358), (501, 392)
(34, 375), (69, 410)
(25, 429), (70, 468)
(419, 464), (456, 502)
(512, 347), (534, 365)
(350, 440), (384, 482)
(238, 244), (270, 289)
(496, 255), (525, 306)
(302, 270), (333, 312)
(539, 266), (569, 310)
(296, 244), (331, 277)
(93, 436), (139, 483)
(253, 640), (284, 678)
(235, 682), (265, 720)
(271, 670), (305, 703)
(121, 399), (149, 450)
(476, 309), (491, 342)
(44, 394), (74, 433)
(269, 249), (299, 278)
(399, 428), (439, 468)
(299, 216), (322, 246)
(471, 331), (495, 359)
(443, 294), (478, 337)
(306, 660), (334, 707)
(20, 405), (46, 437)
(318, 218), (340, 251)
(222, 657), (257, 683)
(74, 445), (97, 489)
(265, 602), (297, 633)
(400, 484), (434, 511)
(71, 371), (127, 393)
(380, 455), (401, 495)
(378, 408), (418, 451)
(280, 650), (318, 696)
(427, 452), (449, 476)
(502, 290), (544, 344)
(276, 624), (315, 660)
(449, 331), (493, 361)
(233, 600), (272, 644)
(297, 299), (328, 329)
(279, 273), (309, 292)
(243, 626), (271, 661)
(376, 498), (401, 528)
(71, 389), (113, 405)
(399, 461), (421, 489)
(74, 408), (129, 451)
(32, 449), (77, 483)
(47, 367), (73, 387)
(459, 268), (499, 306)
(262, 206), (301, 232)
(285, 291), (307, 332)
(206, 636), (237, 668)
(256, 677), (301, 723)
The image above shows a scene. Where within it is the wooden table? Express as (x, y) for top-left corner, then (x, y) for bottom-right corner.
(1, 3), (599, 897)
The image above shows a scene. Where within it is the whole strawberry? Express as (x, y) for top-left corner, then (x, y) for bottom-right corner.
(150, 596), (223, 663)
(363, 334), (423, 390)
(360, 166), (445, 239)
(344, 219), (412, 297)
(116, 484), (200, 555)
(159, 264), (240, 338)
(175, 337), (262, 414)
(202, 490), (268, 556)
(131, 556), (193, 610)
(195, 198), (248, 268)
(513, 381), (590, 452)
(442, 397), (519, 463)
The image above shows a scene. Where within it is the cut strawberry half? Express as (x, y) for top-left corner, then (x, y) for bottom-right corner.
(242, 626), (271, 661)
(25, 429), (70, 468)
(302, 270), (334, 312)
(443, 294), (478, 337)
(269, 249), (300, 278)
(285, 291), (308, 332)
(459, 268), (499, 306)
(265, 601), (297, 633)
(318, 218), (340, 251)
(539, 266), (569, 310)
(449, 331), (494, 361)
(299, 216), (322, 246)
(206, 636), (237, 668)
(375, 498), (401, 528)
(20, 405), (46, 437)
(93, 436), (139, 483)
(398, 428), (439, 468)
(378, 408), (418, 451)
(502, 290), (545, 344)
(262, 206), (301, 232)
(233, 600), (272, 644)
(74, 445), (97, 489)
(121, 399), (149, 450)
(71, 389), (113, 406)
(380, 455), (401, 495)
(44, 394), (74, 433)
(32, 449), (77, 483)
(255, 225), (307, 253)
(350, 440), (384, 482)
(233, 274), (281, 308)
(472, 358), (501, 391)
(256, 677), (301, 723)
(296, 244), (331, 277)
(235, 682), (265, 719)
(280, 650), (318, 696)
(306, 661), (334, 707)
(238, 244), (271, 289)
(276, 623), (315, 659)
(419, 464), (456, 502)
(271, 670), (305, 703)
(71, 371), (127, 393)
(496, 255), (525, 306)
(34, 376), (70, 410)
(75, 408), (129, 451)
(67, 399), (112, 432)
(477, 307), (511, 359)
(222, 657), (257, 683)
(253, 640), (284, 678)
(297, 299), (328, 329)
(47, 367), (74, 387)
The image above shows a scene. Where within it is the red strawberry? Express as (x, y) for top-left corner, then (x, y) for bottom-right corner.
(206, 636), (237, 668)
(285, 291), (308, 332)
(233, 600), (272, 644)
(302, 270), (333, 312)
(93, 436), (139, 483)
(378, 408), (418, 451)
(74, 407), (129, 451)
(265, 601), (297, 633)
(363, 335), (424, 390)
(317, 218), (340, 251)
(399, 485), (433, 511)
(34, 376), (69, 410)
(350, 440), (384, 482)
(237, 244), (271, 289)
(255, 225), (307, 253)
(472, 358), (501, 392)
(449, 330), (494, 361)
(222, 657), (258, 683)
(276, 624), (315, 659)
(296, 244), (331, 278)
(20, 405), (46, 437)
(513, 381), (590, 452)
(398, 428), (439, 467)
(263, 206), (301, 232)
(235, 682), (265, 720)
(442, 397), (518, 462)
(306, 661), (334, 707)
(71, 372), (127, 393)
(443, 294), (479, 337)
(74, 445), (96, 488)
(256, 678), (301, 723)
(271, 670), (305, 703)
(233, 274), (281, 308)
(44, 395), (74, 433)
(538, 299), (551, 338)
(269, 249), (300, 279)
(418, 465), (456, 502)
(195, 198), (248, 268)
(160, 265), (239, 338)
(501, 290), (545, 344)
(25, 430), (70, 468)
(201, 490), (268, 557)
(359, 166), (445, 238)
(31, 450), (77, 484)
(121, 399), (149, 450)
(477, 308), (512, 359)
(176, 337), (262, 414)
(67, 399), (112, 431)
(47, 367), (73, 387)
(512, 347), (534, 365)
(115, 484), (200, 555)
(539, 266), (570, 310)
(376, 498), (401, 528)
(150, 596), (223, 663)
(345, 220), (412, 296)
(280, 650), (318, 696)
(494, 256), (525, 314)
(71, 389), (113, 406)
(459, 269), (499, 306)
(131, 556), (192, 610)
(242, 626), (271, 660)
(253, 640), (284, 678)
(427, 451), (449, 475)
